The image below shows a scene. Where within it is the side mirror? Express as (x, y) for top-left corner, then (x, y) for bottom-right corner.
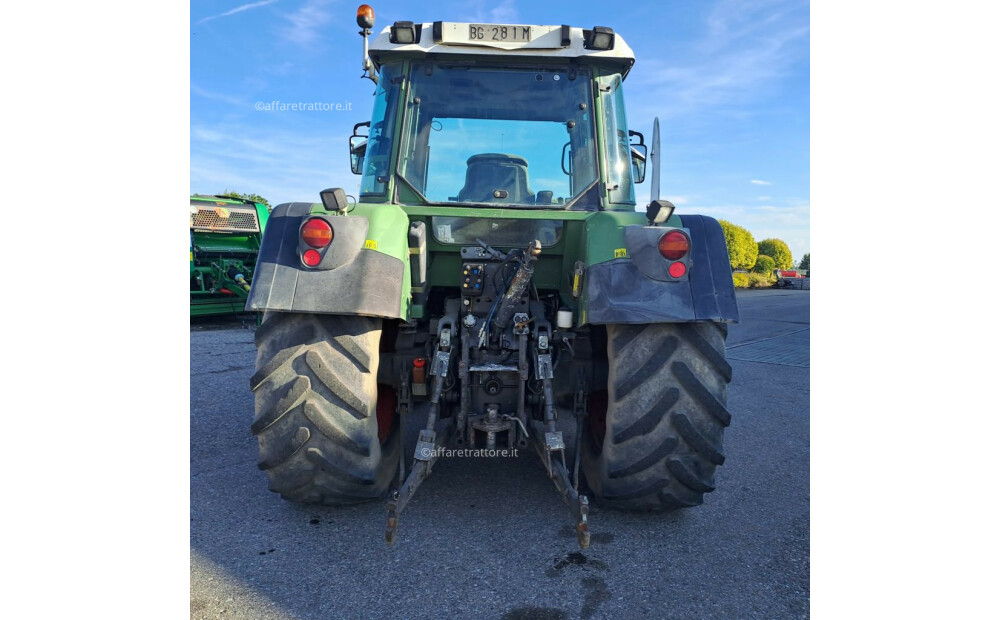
(628, 130), (646, 184)
(349, 135), (367, 175)
(630, 144), (647, 184)
(645, 199), (675, 225)
(349, 121), (370, 175)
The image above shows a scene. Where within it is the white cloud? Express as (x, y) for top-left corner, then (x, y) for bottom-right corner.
(704, 0), (800, 50)
(191, 122), (360, 205)
(264, 61), (295, 76)
(628, 0), (808, 122)
(751, 179), (771, 185)
(461, 0), (519, 24)
(281, 0), (334, 46)
(196, 0), (279, 26)
(490, 0), (519, 23)
(191, 84), (245, 107)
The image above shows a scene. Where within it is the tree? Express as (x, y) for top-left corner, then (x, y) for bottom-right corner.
(798, 253), (810, 271)
(752, 254), (775, 275)
(220, 190), (270, 208)
(757, 238), (793, 270)
(719, 220), (758, 271)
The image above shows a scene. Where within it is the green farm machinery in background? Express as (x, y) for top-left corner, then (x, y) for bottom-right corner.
(190, 195), (270, 317)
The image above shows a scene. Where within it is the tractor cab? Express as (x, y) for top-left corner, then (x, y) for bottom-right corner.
(350, 15), (645, 211)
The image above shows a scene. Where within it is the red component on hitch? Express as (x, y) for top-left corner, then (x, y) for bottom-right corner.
(412, 357), (427, 384)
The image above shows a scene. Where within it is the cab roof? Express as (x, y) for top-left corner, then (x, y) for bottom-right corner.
(368, 22), (635, 79)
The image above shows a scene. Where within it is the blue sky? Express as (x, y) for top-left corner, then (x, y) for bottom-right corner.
(191, 0), (810, 261)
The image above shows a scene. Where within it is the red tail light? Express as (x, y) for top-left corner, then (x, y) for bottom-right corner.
(302, 249), (322, 266)
(302, 218), (334, 248)
(668, 261), (687, 278)
(658, 230), (690, 260)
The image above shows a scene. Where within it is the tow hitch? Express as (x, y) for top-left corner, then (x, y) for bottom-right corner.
(384, 241), (593, 549)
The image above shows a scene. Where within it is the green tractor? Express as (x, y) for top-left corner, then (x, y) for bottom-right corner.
(190, 195), (270, 317)
(246, 6), (738, 548)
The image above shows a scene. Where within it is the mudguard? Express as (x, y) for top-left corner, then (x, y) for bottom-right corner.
(245, 202), (409, 319)
(584, 214), (739, 324)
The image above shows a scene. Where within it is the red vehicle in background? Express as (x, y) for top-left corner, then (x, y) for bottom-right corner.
(775, 269), (809, 289)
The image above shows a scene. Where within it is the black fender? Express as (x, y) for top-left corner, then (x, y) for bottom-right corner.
(245, 202), (405, 318)
(584, 214), (739, 324)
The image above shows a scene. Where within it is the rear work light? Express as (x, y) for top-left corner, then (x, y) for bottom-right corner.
(390, 21), (419, 44)
(302, 218), (334, 248)
(583, 26), (615, 50)
(658, 230), (690, 260)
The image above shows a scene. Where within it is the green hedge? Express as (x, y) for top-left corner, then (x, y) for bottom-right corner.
(734, 272), (776, 289)
(752, 254), (776, 274)
(757, 238), (793, 270)
(720, 220), (758, 271)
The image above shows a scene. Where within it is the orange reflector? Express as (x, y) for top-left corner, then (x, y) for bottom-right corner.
(303, 249), (322, 267)
(658, 230), (690, 260)
(302, 218), (333, 248)
(668, 261), (687, 278)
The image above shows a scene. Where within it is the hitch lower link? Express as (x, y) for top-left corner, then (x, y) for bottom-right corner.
(531, 333), (590, 549)
(385, 286), (592, 549)
(385, 330), (453, 546)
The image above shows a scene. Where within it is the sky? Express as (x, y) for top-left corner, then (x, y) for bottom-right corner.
(191, 0), (810, 261)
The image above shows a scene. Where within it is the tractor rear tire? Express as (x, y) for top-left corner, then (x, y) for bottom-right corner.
(581, 322), (732, 511)
(249, 312), (399, 505)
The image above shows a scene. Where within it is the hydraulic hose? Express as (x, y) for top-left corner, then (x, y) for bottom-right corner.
(492, 240), (541, 332)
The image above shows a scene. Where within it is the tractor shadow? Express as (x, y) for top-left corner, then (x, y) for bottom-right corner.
(191, 368), (692, 619)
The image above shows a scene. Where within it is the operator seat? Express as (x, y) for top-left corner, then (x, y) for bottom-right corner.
(457, 153), (534, 203)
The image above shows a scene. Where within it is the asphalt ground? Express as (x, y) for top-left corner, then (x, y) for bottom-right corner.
(190, 288), (810, 619)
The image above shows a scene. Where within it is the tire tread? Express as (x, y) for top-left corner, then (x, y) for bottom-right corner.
(582, 322), (732, 511)
(250, 313), (396, 505)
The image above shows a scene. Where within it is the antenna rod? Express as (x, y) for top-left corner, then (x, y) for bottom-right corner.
(361, 30), (378, 84)
(650, 117), (660, 203)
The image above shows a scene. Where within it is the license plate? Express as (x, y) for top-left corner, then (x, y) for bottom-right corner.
(467, 24), (532, 43)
